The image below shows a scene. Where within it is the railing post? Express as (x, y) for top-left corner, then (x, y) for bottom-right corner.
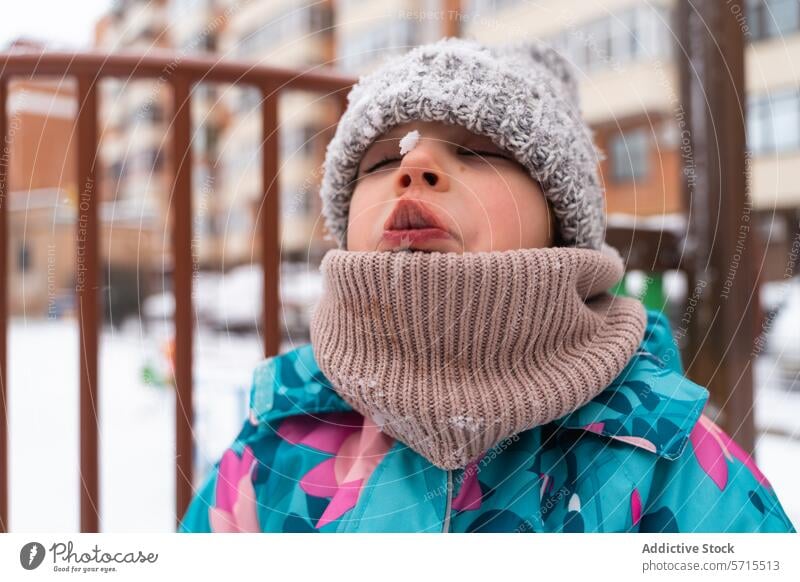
(443, 0), (462, 38)
(0, 79), (8, 534)
(171, 75), (194, 527)
(260, 85), (280, 358)
(76, 73), (101, 533)
(677, 0), (756, 454)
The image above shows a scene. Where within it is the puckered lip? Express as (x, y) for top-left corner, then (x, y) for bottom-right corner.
(383, 198), (450, 233)
(381, 199), (454, 250)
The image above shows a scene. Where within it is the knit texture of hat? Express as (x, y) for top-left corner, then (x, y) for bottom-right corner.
(320, 37), (607, 250)
(309, 244), (646, 470)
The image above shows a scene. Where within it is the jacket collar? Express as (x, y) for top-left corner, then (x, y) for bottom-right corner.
(249, 309), (708, 461)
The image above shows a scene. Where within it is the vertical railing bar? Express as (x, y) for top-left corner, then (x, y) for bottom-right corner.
(0, 79), (8, 534)
(171, 74), (194, 527)
(261, 84), (280, 359)
(76, 73), (100, 533)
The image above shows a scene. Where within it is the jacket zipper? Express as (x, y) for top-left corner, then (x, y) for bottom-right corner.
(442, 469), (453, 532)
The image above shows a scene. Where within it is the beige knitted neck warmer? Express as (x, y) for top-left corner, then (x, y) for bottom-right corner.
(309, 245), (647, 470)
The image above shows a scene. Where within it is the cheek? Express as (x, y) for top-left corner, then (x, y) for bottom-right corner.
(469, 172), (552, 249)
(470, 173), (527, 225)
(346, 183), (392, 249)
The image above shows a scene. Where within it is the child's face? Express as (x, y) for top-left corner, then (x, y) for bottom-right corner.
(346, 121), (555, 253)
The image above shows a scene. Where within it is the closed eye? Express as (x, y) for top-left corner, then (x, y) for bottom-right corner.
(362, 156), (401, 175)
(457, 147), (512, 161)
(361, 148), (512, 176)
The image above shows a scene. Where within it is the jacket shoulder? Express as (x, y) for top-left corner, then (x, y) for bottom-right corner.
(639, 414), (796, 532)
(553, 345), (709, 461)
(640, 307), (685, 375)
(249, 344), (351, 426)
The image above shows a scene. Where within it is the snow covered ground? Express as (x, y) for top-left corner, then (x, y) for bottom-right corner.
(753, 354), (800, 527)
(5, 318), (800, 531)
(7, 317), (274, 532)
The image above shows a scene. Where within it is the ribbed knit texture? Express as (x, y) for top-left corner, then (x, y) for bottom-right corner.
(309, 245), (647, 470)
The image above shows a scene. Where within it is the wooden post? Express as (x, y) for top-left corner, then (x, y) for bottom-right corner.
(171, 75), (194, 526)
(0, 79), (8, 534)
(261, 84), (281, 359)
(676, 0), (757, 454)
(76, 74), (101, 532)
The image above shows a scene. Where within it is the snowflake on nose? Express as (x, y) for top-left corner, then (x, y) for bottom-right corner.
(399, 130), (421, 155)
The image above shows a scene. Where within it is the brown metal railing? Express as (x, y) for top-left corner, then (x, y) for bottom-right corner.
(0, 51), (354, 532)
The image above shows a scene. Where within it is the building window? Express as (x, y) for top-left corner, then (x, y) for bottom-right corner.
(749, 97), (767, 153)
(237, 2), (322, 58)
(281, 125), (320, 158)
(748, 89), (800, 154)
(583, 17), (612, 72)
(542, 5), (671, 74)
(747, 0), (800, 41)
(238, 88), (261, 112)
(339, 19), (419, 72)
(465, 0), (523, 16)
(198, 32), (215, 52)
(109, 160), (125, 180)
(134, 103), (163, 124)
(309, 3), (332, 33)
(610, 128), (650, 182)
(129, 148), (165, 173)
(282, 187), (311, 216)
(610, 9), (637, 65)
(228, 206), (251, 232)
(17, 243), (31, 273)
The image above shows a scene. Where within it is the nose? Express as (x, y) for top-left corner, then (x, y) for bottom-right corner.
(394, 144), (450, 195)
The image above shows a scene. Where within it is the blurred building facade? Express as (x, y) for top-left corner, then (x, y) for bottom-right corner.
(214, 0), (336, 263)
(93, 0), (173, 323)
(5, 40), (78, 317)
(98, 0), (340, 268)
(463, 0), (800, 283)
(335, 0), (443, 73)
(8, 0), (800, 319)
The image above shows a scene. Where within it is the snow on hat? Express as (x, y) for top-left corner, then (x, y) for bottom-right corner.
(319, 36), (607, 250)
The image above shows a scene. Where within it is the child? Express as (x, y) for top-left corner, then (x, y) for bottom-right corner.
(179, 38), (795, 533)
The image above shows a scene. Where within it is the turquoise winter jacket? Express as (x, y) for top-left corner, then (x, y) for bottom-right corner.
(178, 309), (795, 533)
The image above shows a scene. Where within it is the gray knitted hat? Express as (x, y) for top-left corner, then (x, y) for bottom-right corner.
(319, 36), (607, 250)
